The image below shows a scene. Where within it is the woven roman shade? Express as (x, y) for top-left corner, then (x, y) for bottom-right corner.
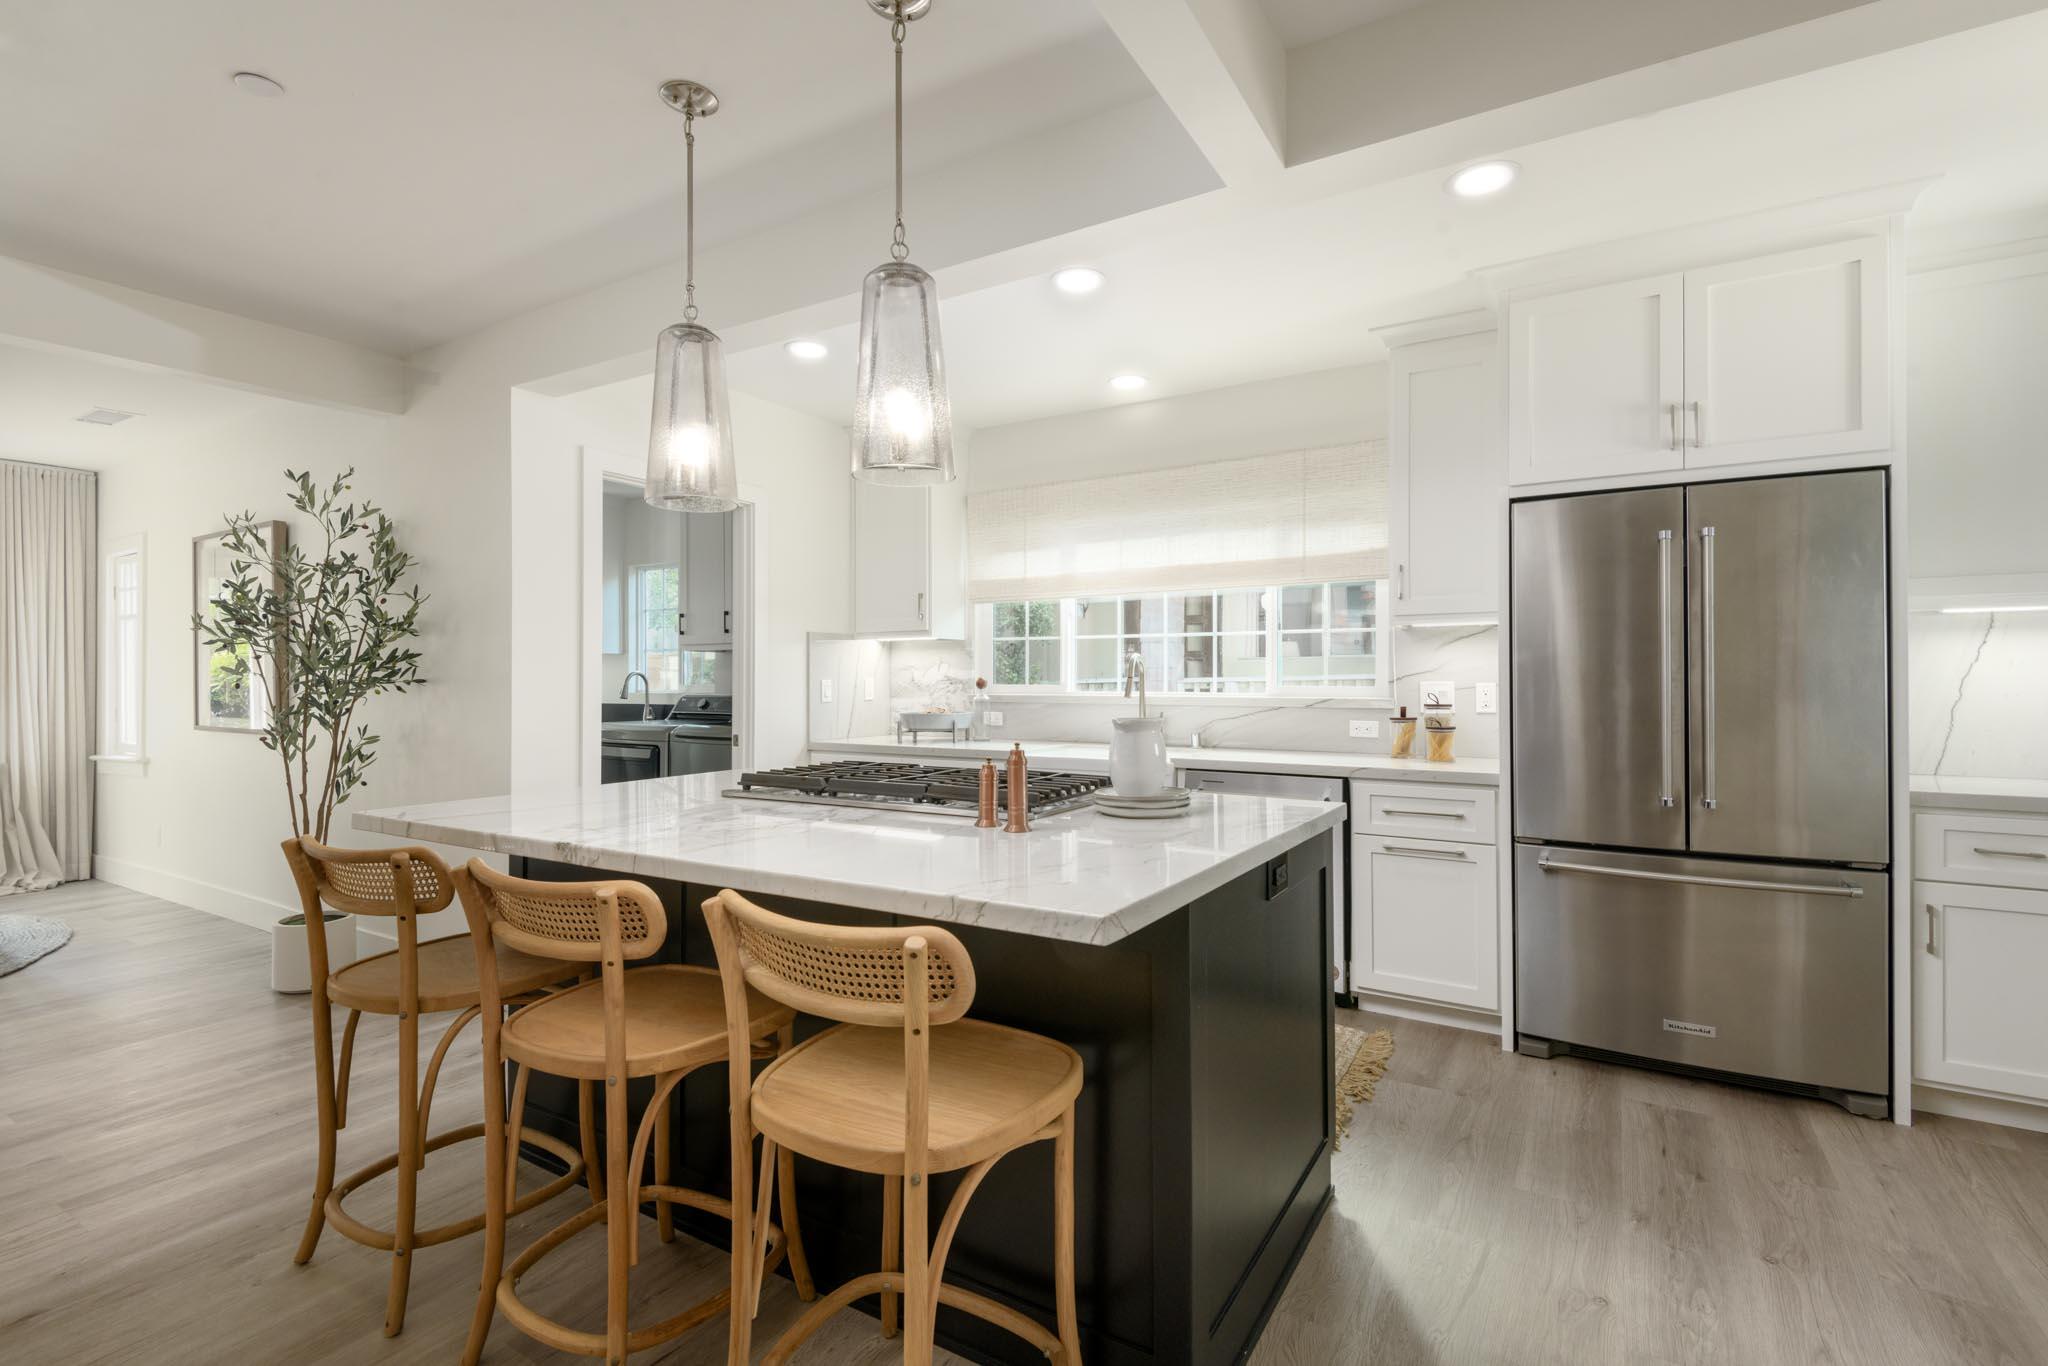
(966, 441), (1387, 602)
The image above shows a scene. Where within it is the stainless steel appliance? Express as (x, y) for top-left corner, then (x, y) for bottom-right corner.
(1181, 767), (1352, 1000)
(1510, 468), (1891, 1117)
(600, 729), (668, 784)
(726, 761), (1109, 817)
(668, 695), (734, 777)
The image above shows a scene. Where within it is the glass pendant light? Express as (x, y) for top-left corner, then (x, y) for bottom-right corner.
(646, 79), (739, 512)
(851, 0), (955, 485)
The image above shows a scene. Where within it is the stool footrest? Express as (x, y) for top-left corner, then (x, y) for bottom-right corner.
(324, 1125), (584, 1252)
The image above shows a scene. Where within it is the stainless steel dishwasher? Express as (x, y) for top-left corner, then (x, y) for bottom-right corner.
(1180, 767), (1351, 999)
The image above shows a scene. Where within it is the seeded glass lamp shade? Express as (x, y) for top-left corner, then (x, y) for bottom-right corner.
(851, 260), (954, 484)
(646, 321), (739, 511)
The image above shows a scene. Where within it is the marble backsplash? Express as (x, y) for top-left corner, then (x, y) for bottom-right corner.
(808, 637), (892, 742)
(1910, 610), (2048, 779)
(823, 625), (1502, 758)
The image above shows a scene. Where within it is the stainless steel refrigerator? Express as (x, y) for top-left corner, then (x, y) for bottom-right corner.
(1510, 468), (1891, 1117)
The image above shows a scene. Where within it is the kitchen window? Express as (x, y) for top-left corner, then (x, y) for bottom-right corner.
(99, 537), (146, 761)
(629, 564), (681, 692)
(977, 578), (1387, 697)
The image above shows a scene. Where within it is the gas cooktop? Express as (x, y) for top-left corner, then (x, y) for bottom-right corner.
(724, 761), (1110, 818)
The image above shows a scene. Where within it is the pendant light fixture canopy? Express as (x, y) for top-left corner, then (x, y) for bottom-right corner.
(647, 79), (739, 513)
(851, 0), (955, 485)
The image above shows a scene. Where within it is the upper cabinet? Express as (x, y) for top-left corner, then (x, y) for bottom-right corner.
(1506, 235), (1890, 486)
(851, 475), (966, 639)
(1384, 317), (1502, 617)
(678, 511), (732, 649)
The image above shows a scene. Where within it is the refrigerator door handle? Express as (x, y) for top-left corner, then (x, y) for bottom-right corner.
(1699, 524), (1718, 811)
(1536, 855), (1864, 898)
(1658, 529), (1676, 808)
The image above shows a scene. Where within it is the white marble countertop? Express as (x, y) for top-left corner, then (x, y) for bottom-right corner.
(1910, 774), (2048, 816)
(352, 771), (1346, 946)
(810, 735), (1500, 785)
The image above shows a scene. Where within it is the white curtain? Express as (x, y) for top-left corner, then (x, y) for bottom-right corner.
(1, 459), (95, 893)
(966, 441), (1388, 602)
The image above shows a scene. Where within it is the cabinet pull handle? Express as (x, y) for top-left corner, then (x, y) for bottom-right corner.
(723, 609), (731, 634)
(1926, 903), (1938, 955)
(917, 591), (926, 623)
(1380, 845), (1468, 861)
(1397, 564), (1407, 600)
(1380, 807), (1462, 818)
(1666, 403), (1679, 452)
(1689, 400), (1704, 448)
(1971, 845), (2047, 860)
(677, 611), (686, 637)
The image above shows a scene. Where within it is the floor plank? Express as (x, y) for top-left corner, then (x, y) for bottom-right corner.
(3, 881), (2043, 1365)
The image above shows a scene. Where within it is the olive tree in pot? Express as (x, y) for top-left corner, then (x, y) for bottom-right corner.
(195, 469), (427, 992)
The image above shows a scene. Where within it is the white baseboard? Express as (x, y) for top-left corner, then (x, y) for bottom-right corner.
(1349, 989), (1502, 1036)
(92, 854), (291, 934)
(1913, 1083), (2048, 1135)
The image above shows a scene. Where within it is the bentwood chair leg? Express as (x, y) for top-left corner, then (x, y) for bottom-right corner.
(579, 1079), (604, 1206)
(294, 997), (339, 1266)
(385, 1006), (422, 1336)
(777, 1144), (815, 1300)
(904, 1171), (933, 1366)
(1054, 1106), (1082, 1365)
(464, 1020), (511, 1366)
(655, 1095), (674, 1244)
(605, 1077), (631, 1365)
(881, 1174), (902, 1338)
(727, 1114), (756, 1366)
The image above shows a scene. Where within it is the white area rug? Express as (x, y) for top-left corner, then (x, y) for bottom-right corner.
(0, 914), (72, 976)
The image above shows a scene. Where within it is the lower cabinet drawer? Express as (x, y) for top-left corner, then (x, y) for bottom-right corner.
(1914, 878), (2048, 1102)
(1350, 833), (1498, 1011)
(1350, 779), (1497, 845)
(1915, 812), (2048, 891)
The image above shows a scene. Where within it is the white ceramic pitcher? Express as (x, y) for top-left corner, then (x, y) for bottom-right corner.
(1109, 715), (1171, 797)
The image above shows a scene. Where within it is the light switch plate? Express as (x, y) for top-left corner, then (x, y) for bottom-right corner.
(1420, 679), (1457, 710)
(1348, 719), (1379, 738)
(986, 710), (1004, 727)
(862, 676), (875, 701)
(819, 678), (834, 703)
(1476, 682), (1498, 714)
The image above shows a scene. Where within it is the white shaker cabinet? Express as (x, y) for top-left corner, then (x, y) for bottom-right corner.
(678, 511), (732, 649)
(1384, 318), (1502, 617)
(1506, 235), (1890, 486)
(1506, 274), (1684, 486)
(850, 476), (966, 639)
(1913, 879), (2048, 1103)
(1349, 779), (1500, 1011)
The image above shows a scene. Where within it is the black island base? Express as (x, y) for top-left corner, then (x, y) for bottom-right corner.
(510, 828), (1334, 1366)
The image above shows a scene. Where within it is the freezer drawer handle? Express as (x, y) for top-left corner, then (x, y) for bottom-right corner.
(1380, 845), (1469, 861)
(1379, 806), (1464, 819)
(1972, 845), (2047, 860)
(1535, 856), (1863, 898)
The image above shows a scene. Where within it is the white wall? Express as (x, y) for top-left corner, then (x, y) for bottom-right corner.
(968, 364), (1386, 493)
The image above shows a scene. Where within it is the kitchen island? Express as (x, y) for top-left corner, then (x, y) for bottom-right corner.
(356, 772), (1344, 1366)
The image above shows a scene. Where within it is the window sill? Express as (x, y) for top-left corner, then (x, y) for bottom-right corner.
(985, 691), (1396, 709)
(91, 754), (151, 773)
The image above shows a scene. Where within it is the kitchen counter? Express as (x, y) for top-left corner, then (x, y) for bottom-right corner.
(811, 733), (1501, 785)
(353, 768), (1344, 946)
(1910, 773), (2048, 815)
(355, 771), (1338, 1366)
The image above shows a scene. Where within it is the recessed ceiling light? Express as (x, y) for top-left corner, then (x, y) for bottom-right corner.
(1448, 160), (1518, 198)
(784, 339), (829, 361)
(75, 407), (139, 426)
(1110, 374), (1147, 392)
(1052, 267), (1105, 295)
(232, 71), (287, 98)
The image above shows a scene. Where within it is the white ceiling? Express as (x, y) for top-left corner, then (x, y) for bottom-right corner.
(0, 0), (1142, 354)
(708, 8), (2048, 432)
(0, 342), (282, 471)
(1257, 0), (1433, 49)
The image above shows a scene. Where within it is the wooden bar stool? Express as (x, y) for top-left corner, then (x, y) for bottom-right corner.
(702, 890), (1085, 1366)
(282, 837), (590, 1337)
(455, 861), (815, 1365)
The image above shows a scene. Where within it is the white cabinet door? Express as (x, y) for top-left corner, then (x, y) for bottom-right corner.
(851, 480), (931, 636)
(1914, 879), (2048, 1102)
(679, 512), (731, 648)
(1507, 274), (1683, 486)
(1683, 236), (1889, 467)
(1351, 834), (1498, 1009)
(1390, 330), (1500, 615)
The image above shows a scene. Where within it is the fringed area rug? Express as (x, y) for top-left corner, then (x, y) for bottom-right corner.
(0, 914), (72, 977)
(1333, 1025), (1394, 1147)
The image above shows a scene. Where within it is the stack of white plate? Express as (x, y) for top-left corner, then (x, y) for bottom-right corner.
(1092, 788), (1193, 820)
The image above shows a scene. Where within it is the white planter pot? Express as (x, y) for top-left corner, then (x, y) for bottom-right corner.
(272, 912), (357, 993)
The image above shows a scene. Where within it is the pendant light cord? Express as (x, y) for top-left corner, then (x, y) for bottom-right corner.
(684, 110), (699, 322)
(891, 15), (909, 262)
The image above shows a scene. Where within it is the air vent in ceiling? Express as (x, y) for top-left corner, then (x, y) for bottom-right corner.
(75, 408), (140, 426)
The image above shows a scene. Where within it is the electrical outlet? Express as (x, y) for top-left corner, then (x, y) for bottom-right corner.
(986, 710), (1004, 727)
(1476, 682), (1498, 714)
(862, 676), (875, 701)
(819, 678), (834, 703)
(1348, 719), (1379, 739)
(1420, 679), (1457, 710)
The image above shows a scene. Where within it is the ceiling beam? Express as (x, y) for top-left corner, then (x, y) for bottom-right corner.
(1091, 0), (1287, 187)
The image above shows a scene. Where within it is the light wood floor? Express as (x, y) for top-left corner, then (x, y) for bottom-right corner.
(4, 882), (2045, 1366)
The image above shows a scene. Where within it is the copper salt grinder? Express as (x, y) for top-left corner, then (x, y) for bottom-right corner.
(1004, 743), (1031, 833)
(976, 758), (999, 828)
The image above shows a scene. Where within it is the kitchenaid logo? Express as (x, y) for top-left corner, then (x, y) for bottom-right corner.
(1663, 1018), (1717, 1038)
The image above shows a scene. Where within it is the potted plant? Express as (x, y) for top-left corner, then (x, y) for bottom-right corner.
(195, 469), (427, 991)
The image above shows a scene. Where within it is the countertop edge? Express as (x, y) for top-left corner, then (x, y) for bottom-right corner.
(808, 737), (1500, 786)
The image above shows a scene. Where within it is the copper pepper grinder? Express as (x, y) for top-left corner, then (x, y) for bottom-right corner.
(976, 758), (999, 828)
(1004, 743), (1031, 833)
